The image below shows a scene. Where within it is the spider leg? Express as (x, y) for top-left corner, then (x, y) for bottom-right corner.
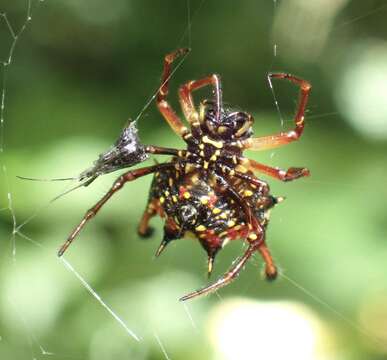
(179, 74), (222, 126)
(180, 237), (263, 301)
(219, 167), (279, 280)
(224, 167), (270, 194)
(242, 73), (311, 150)
(58, 163), (173, 256)
(137, 199), (160, 238)
(157, 48), (192, 140)
(145, 145), (185, 157)
(257, 242), (278, 280)
(245, 158), (310, 182)
(214, 172), (255, 229)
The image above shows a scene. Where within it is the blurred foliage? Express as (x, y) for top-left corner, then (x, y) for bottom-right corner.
(0, 1), (387, 359)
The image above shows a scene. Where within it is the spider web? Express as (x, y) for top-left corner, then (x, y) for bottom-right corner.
(1, 0), (387, 359)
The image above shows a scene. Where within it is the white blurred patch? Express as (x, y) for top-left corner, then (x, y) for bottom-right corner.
(336, 40), (387, 140)
(208, 298), (333, 360)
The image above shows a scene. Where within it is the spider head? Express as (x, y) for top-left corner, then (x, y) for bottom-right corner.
(199, 100), (253, 140)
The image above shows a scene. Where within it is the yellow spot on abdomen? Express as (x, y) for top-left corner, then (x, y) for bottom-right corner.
(248, 233), (258, 240)
(195, 225), (206, 232)
(227, 220), (236, 228)
(244, 190), (253, 197)
(183, 192), (191, 199)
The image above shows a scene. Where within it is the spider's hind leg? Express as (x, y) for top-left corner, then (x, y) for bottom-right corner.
(180, 237), (264, 301)
(258, 242), (278, 281)
(137, 199), (159, 239)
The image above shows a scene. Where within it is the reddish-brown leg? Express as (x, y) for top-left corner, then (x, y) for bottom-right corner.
(145, 145), (185, 157)
(224, 169), (278, 279)
(258, 242), (277, 280)
(246, 158), (310, 182)
(179, 74), (222, 125)
(215, 173), (255, 229)
(180, 236), (264, 301)
(58, 163), (173, 256)
(157, 48), (191, 138)
(230, 169), (270, 194)
(179, 172), (275, 301)
(137, 199), (159, 238)
(242, 73), (311, 150)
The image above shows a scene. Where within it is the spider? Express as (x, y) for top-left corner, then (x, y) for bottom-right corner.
(58, 48), (311, 301)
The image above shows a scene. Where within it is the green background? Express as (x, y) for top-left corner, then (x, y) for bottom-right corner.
(1, 1), (387, 359)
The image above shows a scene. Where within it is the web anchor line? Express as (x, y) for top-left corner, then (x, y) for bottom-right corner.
(60, 258), (141, 342)
(0, 0), (34, 152)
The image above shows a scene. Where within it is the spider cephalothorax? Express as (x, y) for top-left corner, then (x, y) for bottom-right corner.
(58, 48), (311, 301)
(199, 100), (253, 141)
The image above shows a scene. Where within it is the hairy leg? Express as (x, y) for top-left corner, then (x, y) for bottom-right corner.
(179, 74), (222, 127)
(156, 48), (191, 139)
(243, 73), (311, 150)
(58, 163), (173, 256)
(180, 237), (263, 301)
(246, 158), (310, 182)
(137, 199), (160, 238)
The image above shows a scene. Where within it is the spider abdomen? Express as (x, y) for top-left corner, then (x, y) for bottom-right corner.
(148, 161), (278, 259)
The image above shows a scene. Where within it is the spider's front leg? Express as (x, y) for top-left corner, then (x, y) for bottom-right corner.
(157, 48), (192, 140)
(242, 73), (311, 151)
(58, 163), (173, 256)
(179, 73), (222, 125)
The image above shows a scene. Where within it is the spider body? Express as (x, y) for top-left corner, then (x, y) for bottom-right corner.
(58, 48), (311, 301)
(146, 164), (278, 268)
